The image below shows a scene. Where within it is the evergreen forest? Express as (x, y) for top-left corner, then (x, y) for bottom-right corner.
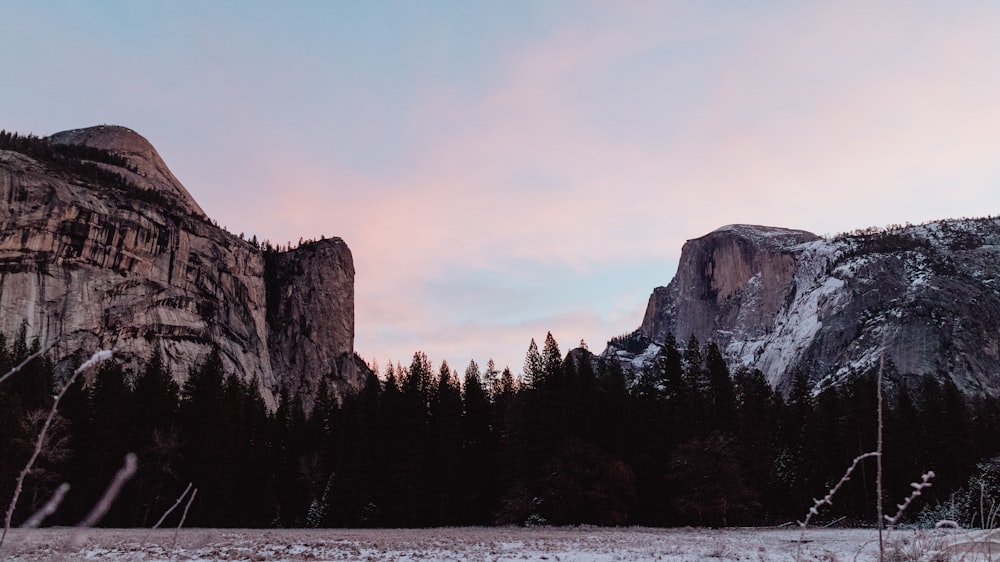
(2, 325), (1000, 530)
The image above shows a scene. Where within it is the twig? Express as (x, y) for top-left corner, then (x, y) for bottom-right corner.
(0, 350), (113, 552)
(178, 488), (197, 532)
(885, 471), (935, 530)
(800, 452), (881, 529)
(153, 483), (193, 529)
(823, 516), (847, 528)
(61, 453), (138, 553)
(20, 483), (70, 529)
(76, 453), (137, 528)
(0, 343), (55, 387)
(171, 487), (198, 560)
(797, 452), (880, 560)
(876, 349), (886, 561)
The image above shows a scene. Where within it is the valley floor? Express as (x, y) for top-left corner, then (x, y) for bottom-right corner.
(1, 526), (997, 561)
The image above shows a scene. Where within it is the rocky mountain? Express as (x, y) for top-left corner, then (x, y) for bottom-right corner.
(0, 125), (360, 408)
(605, 220), (1000, 395)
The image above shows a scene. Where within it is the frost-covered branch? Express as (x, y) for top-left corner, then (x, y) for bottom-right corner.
(797, 451), (879, 561)
(800, 452), (880, 529)
(75, 349), (114, 375)
(885, 471), (935, 530)
(0, 343), (55, 387)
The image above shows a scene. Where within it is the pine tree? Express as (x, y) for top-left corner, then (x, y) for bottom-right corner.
(776, 370), (815, 517)
(838, 372), (877, 518)
(667, 432), (758, 526)
(461, 359), (495, 523)
(540, 332), (563, 393)
(462, 360), (489, 438)
(430, 361), (463, 525)
(934, 375), (978, 493)
(733, 367), (779, 522)
(134, 347), (178, 428)
(660, 333), (684, 396)
(682, 335), (707, 433)
(704, 342), (736, 433)
(521, 339), (543, 389)
(385, 351), (435, 525)
(80, 358), (135, 526)
(272, 384), (310, 527)
(179, 347), (229, 526)
(483, 359), (499, 401)
(883, 382), (924, 512)
(564, 349), (597, 441)
(494, 367), (516, 446)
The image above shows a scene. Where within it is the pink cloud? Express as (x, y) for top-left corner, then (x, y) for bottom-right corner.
(190, 3), (1000, 371)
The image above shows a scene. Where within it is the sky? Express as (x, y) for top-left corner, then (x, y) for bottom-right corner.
(3, 1), (1000, 375)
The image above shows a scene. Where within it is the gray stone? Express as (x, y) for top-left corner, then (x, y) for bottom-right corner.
(609, 221), (1000, 395)
(0, 125), (356, 408)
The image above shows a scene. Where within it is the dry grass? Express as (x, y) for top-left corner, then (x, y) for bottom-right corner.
(0, 526), (891, 561)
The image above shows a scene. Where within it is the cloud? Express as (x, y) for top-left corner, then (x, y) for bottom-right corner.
(207, 2), (1000, 371)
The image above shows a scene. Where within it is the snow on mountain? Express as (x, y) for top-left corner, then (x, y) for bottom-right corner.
(606, 219), (1000, 395)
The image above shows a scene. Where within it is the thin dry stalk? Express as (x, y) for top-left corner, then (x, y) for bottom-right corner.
(62, 453), (138, 552)
(801, 452), (881, 528)
(76, 453), (137, 528)
(798, 451), (880, 560)
(171, 487), (198, 559)
(19, 483), (70, 529)
(153, 482), (194, 529)
(976, 481), (1000, 531)
(0, 343), (53, 386)
(885, 471), (935, 530)
(877, 349), (886, 561)
(0, 349), (113, 552)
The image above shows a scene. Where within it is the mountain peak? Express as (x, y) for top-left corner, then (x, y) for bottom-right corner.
(622, 218), (1000, 396)
(49, 125), (205, 217)
(704, 224), (821, 248)
(50, 125), (155, 155)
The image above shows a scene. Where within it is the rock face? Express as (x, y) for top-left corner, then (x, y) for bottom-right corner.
(0, 125), (356, 408)
(639, 225), (820, 350)
(266, 238), (361, 404)
(49, 126), (206, 218)
(608, 221), (1000, 395)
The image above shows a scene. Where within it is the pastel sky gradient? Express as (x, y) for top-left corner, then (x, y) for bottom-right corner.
(4, 1), (1000, 373)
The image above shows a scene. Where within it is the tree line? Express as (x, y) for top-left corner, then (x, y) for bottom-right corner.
(2, 326), (999, 528)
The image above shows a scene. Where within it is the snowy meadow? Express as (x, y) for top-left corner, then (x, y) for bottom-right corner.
(3, 526), (1000, 561)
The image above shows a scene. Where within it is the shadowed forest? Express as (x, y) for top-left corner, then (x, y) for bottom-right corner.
(2, 325), (1000, 530)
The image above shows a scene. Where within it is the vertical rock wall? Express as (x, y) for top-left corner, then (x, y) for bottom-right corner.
(640, 225), (817, 346)
(626, 220), (1000, 396)
(266, 238), (359, 411)
(0, 126), (358, 408)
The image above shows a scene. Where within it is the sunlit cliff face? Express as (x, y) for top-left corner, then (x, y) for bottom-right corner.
(625, 220), (1000, 396)
(0, 126), (358, 410)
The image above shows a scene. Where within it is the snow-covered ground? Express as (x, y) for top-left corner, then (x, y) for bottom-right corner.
(2, 526), (998, 561)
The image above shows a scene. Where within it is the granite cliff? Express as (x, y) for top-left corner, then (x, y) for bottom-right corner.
(0, 125), (358, 408)
(607, 220), (1000, 395)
